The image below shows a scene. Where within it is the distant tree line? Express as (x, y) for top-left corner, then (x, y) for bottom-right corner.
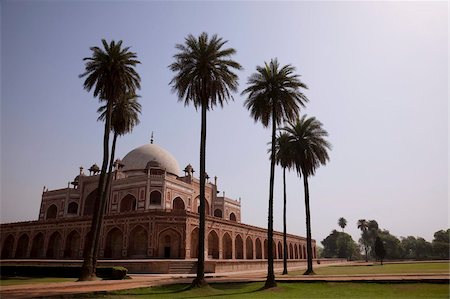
(319, 218), (449, 261)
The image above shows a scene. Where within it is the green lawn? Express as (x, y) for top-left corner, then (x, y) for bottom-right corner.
(70, 282), (450, 298)
(0, 277), (76, 286)
(289, 262), (450, 276)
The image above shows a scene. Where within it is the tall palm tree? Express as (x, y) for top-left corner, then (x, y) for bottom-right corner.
(169, 32), (241, 288)
(273, 132), (294, 275)
(242, 59), (308, 288)
(357, 219), (369, 261)
(79, 39), (141, 281)
(92, 93), (141, 266)
(282, 115), (331, 275)
(338, 217), (347, 232)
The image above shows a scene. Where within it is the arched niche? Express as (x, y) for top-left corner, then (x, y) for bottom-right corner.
(213, 209), (223, 218)
(222, 233), (232, 259)
(30, 233), (45, 258)
(128, 225), (148, 258)
(190, 228), (199, 258)
(158, 229), (181, 258)
(46, 204), (57, 220)
(67, 202), (79, 215)
(173, 197), (185, 210)
(15, 234), (29, 258)
(120, 194), (137, 213)
(235, 234), (243, 259)
(46, 232), (62, 258)
(255, 238), (262, 259)
(104, 228), (123, 258)
(1, 234), (15, 259)
(149, 190), (161, 205)
(64, 230), (81, 258)
(277, 241), (283, 260)
(229, 212), (236, 222)
(246, 236), (253, 259)
(207, 230), (219, 259)
(84, 189), (97, 216)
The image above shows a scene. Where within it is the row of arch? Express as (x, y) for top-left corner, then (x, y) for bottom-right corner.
(45, 191), (238, 222)
(189, 229), (315, 260)
(0, 226), (182, 260)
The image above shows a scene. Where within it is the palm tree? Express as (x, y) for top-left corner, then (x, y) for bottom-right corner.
(338, 217), (347, 232)
(92, 93), (141, 266)
(79, 39), (141, 281)
(169, 32), (241, 288)
(242, 59), (308, 288)
(357, 219), (369, 261)
(273, 132), (294, 275)
(282, 115), (331, 275)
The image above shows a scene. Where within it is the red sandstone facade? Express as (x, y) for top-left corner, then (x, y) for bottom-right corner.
(0, 143), (316, 263)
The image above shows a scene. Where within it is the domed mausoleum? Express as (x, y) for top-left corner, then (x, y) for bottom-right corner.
(0, 141), (316, 273)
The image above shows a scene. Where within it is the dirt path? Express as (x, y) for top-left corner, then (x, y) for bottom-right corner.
(1, 263), (449, 299)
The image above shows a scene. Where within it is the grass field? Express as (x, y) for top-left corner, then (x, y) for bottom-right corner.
(75, 282), (449, 298)
(289, 262), (450, 276)
(0, 277), (76, 286)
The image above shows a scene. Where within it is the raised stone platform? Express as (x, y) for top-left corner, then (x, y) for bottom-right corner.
(0, 258), (346, 274)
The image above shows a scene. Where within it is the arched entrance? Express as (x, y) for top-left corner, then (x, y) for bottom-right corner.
(277, 241), (282, 260)
(255, 238), (262, 259)
(149, 190), (161, 205)
(30, 233), (45, 258)
(84, 189), (97, 216)
(222, 233), (232, 259)
(289, 243), (294, 259)
(196, 196), (210, 215)
(120, 194), (137, 212)
(263, 239), (268, 259)
(302, 245), (306, 259)
(64, 230), (81, 258)
(1, 235), (15, 259)
(15, 234), (29, 258)
(213, 209), (222, 218)
(207, 230), (219, 259)
(104, 228), (123, 258)
(128, 225), (148, 258)
(235, 234), (243, 259)
(246, 236), (253, 259)
(229, 212), (236, 221)
(190, 228), (198, 258)
(173, 197), (185, 210)
(46, 232), (62, 258)
(67, 202), (78, 215)
(46, 205), (57, 219)
(295, 244), (299, 259)
(158, 229), (181, 258)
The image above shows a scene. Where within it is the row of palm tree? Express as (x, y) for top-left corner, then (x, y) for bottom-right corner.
(79, 40), (142, 281)
(170, 33), (332, 288)
(78, 33), (331, 289)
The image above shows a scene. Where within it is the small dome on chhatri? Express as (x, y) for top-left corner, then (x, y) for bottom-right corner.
(89, 164), (100, 172)
(122, 143), (180, 176)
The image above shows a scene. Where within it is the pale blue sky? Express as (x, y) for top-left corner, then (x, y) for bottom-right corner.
(1, 1), (448, 245)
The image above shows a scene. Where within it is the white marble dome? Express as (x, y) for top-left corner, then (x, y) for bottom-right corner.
(122, 143), (180, 176)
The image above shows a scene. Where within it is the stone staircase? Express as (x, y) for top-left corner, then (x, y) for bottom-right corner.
(168, 261), (197, 274)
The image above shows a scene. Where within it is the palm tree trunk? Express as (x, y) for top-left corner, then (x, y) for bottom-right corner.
(302, 171), (315, 275)
(79, 101), (112, 281)
(282, 167), (288, 275)
(192, 102), (207, 288)
(92, 132), (117, 269)
(264, 107), (277, 288)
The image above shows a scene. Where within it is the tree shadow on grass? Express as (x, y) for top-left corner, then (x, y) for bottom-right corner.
(112, 282), (267, 298)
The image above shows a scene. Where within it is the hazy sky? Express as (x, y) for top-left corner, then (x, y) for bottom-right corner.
(1, 1), (448, 245)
